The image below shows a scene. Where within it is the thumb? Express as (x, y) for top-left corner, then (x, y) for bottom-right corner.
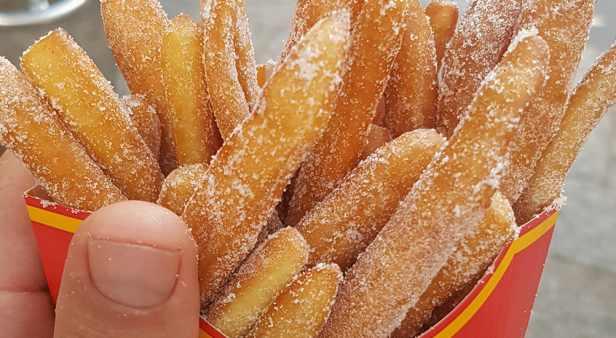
(54, 201), (200, 338)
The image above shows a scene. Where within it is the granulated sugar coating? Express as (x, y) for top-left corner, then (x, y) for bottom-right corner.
(500, 0), (596, 204)
(205, 227), (308, 338)
(101, 0), (176, 175)
(391, 191), (516, 338)
(181, 15), (350, 308)
(437, 0), (522, 139)
(247, 263), (342, 338)
(278, 0), (361, 63)
(120, 94), (162, 160)
(202, 0), (257, 140)
(285, 0), (407, 228)
(514, 39), (616, 224)
(384, 0), (438, 137)
(157, 163), (207, 216)
(0, 57), (126, 211)
(21, 29), (164, 203)
(295, 129), (445, 272)
(319, 34), (549, 338)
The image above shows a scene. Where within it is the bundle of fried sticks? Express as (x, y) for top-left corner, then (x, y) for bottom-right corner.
(1, 0), (615, 337)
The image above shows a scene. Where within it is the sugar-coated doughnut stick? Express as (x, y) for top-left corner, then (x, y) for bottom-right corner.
(391, 191), (516, 338)
(247, 263), (342, 338)
(201, 0), (255, 139)
(296, 129), (445, 272)
(319, 34), (549, 338)
(162, 14), (218, 166)
(120, 94), (162, 161)
(205, 227), (309, 338)
(384, 0), (438, 137)
(278, 0), (363, 63)
(0, 57), (126, 211)
(514, 40), (616, 224)
(181, 14), (351, 307)
(285, 0), (407, 227)
(437, 0), (523, 138)
(101, 0), (176, 174)
(157, 163), (207, 216)
(358, 124), (391, 161)
(21, 29), (163, 203)
(233, 0), (260, 111)
(158, 163), (283, 237)
(424, 0), (458, 71)
(501, 0), (596, 204)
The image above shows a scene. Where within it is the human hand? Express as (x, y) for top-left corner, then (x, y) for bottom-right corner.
(0, 151), (200, 337)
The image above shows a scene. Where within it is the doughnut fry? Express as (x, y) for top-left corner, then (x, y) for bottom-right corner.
(383, 0), (438, 137)
(247, 263), (342, 338)
(278, 0), (363, 63)
(157, 163), (207, 216)
(121, 94), (162, 160)
(21, 29), (163, 203)
(391, 191), (515, 338)
(437, 0), (523, 138)
(319, 34), (549, 338)
(359, 124), (391, 161)
(0, 57), (126, 211)
(285, 0), (407, 227)
(424, 0), (458, 71)
(162, 14), (217, 166)
(296, 129), (445, 272)
(201, 0), (258, 139)
(233, 0), (260, 110)
(205, 227), (308, 338)
(101, 0), (175, 174)
(181, 15), (350, 306)
(514, 40), (616, 224)
(501, 0), (596, 204)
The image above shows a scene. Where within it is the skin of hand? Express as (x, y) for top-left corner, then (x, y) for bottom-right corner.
(0, 151), (201, 338)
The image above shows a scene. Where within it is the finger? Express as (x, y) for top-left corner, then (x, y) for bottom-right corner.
(0, 151), (54, 337)
(54, 201), (199, 338)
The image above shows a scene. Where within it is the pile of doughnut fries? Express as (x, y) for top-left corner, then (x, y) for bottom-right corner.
(1, 0), (615, 337)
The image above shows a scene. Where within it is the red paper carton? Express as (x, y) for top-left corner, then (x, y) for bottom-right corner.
(25, 192), (558, 338)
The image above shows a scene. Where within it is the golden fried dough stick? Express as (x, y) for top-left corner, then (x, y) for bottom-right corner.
(500, 0), (596, 204)
(205, 227), (309, 338)
(0, 57), (126, 211)
(101, 0), (176, 174)
(424, 0), (458, 71)
(181, 14), (350, 307)
(21, 29), (163, 203)
(158, 163), (283, 238)
(297, 129), (445, 272)
(285, 0), (407, 227)
(278, 0), (363, 63)
(319, 34), (549, 338)
(233, 0), (260, 109)
(247, 263), (342, 338)
(358, 124), (391, 161)
(391, 191), (516, 338)
(157, 163), (207, 216)
(514, 40), (616, 224)
(162, 14), (218, 166)
(437, 0), (523, 138)
(120, 94), (162, 160)
(201, 0), (258, 139)
(383, 0), (438, 138)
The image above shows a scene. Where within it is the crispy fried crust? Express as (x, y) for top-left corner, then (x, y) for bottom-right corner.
(181, 14), (351, 307)
(0, 57), (126, 211)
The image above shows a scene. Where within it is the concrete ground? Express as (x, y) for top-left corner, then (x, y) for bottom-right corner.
(1, 0), (614, 336)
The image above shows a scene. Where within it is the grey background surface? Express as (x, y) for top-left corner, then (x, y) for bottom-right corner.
(0, 0), (615, 336)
